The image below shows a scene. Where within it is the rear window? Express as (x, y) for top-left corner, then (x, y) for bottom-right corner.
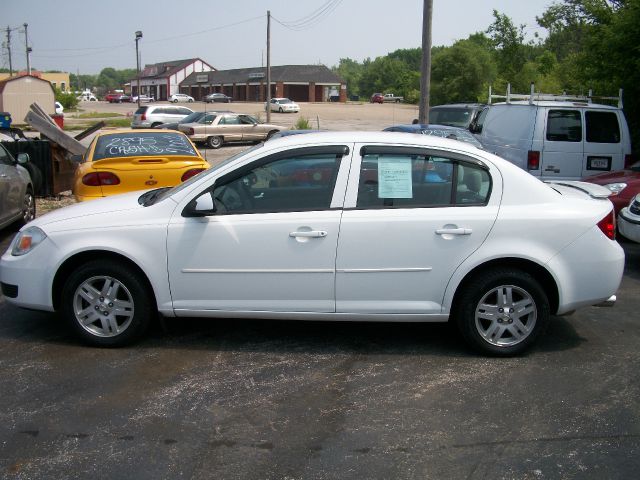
(429, 108), (474, 128)
(134, 106), (148, 115)
(586, 111), (620, 143)
(546, 110), (582, 142)
(92, 132), (198, 160)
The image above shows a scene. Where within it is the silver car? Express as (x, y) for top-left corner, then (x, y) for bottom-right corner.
(0, 143), (35, 230)
(131, 105), (194, 128)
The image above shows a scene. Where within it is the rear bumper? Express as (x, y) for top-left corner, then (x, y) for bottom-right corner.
(595, 295), (617, 307)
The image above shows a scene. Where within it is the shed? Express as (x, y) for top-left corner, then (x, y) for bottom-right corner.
(0, 75), (56, 124)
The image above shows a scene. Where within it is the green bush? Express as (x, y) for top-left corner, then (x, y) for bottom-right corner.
(55, 90), (79, 110)
(293, 117), (312, 130)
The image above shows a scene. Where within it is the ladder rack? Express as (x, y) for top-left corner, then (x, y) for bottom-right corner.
(488, 83), (623, 109)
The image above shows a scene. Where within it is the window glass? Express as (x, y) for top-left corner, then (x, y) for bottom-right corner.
(546, 110), (582, 142)
(585, 111), (620, 143)
(0, 145), (11, 165)
(357, 153), (490, 208)
(93, 132), (199, 160)
(220, 115), (241, 125)
(210, 152), (342, 214)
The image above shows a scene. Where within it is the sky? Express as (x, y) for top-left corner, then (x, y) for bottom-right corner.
(3, 0), (555, 75)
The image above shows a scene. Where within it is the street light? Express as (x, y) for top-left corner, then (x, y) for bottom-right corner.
(135, 31), (143, 107)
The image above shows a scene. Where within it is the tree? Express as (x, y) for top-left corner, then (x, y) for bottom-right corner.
(332, 58), (364, 97)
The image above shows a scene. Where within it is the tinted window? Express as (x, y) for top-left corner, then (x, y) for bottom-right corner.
(547, 110), (582, 142)
(178, 108), (193, 115)
(0, 144), (12, 165)
(357, 153), (490, 208)
(93, 132), (198, 160)
(210, 152), (343, 214)
(134, 107), (148, 115)
(429, 108), (474, 128)
(586, 111), (620, 143)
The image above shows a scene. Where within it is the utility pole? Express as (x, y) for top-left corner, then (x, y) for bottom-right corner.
(266, 10), (271, 123)
(23, 23), (31, 75)
(135, 31), (143, 107)
(6, 27), (12, 76)
(418, 0), (433, 124)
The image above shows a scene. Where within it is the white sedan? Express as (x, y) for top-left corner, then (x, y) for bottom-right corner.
(169, 93), (194, 103)
(0, 132), (624, 355)
(267, 97), (300, 113)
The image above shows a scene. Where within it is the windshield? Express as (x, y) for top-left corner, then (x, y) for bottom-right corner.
(429, 108), (474, 128)
(278, 99), (292, 104)
(150, 143), (265, 205)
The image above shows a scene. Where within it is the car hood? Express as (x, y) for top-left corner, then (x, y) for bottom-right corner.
(584, 169), (640, 184)
(29, 191), (151, 228)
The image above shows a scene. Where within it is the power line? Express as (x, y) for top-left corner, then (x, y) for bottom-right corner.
(272, 0), (344, 31)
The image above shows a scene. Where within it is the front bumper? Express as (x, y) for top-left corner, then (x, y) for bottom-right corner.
(618, 208), (640, 243)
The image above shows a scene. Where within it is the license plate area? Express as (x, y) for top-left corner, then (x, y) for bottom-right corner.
(587, 156), (612, 171)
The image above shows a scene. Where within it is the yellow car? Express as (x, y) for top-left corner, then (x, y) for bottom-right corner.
(73, 129), (209, 201)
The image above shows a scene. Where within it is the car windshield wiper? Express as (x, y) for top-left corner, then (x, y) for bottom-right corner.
(139, 187), (171, 207)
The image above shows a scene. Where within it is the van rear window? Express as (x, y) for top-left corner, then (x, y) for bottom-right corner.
(547, 110), (582, 142)
(586, 111), (620, 143)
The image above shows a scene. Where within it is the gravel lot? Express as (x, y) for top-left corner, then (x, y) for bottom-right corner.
(1, 101), (639, 479)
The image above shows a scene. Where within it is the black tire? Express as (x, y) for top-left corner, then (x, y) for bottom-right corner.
(266, 130), (278, 140)
(23, 163), (43, 195)
(453, 268), (550, 356)
(207, 136), (223, 149)
(150, 122), (162, 128)
(16, 187), (35, 227)
(60, 260), (154, 347)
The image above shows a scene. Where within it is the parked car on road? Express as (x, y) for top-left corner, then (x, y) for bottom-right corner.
(179, 112), (284, 148)
(204, 93), (232, 103)
(383, 124), (483, 148)
(582, 160), (640, 214)
(370, 93), (384, 104)
(429, 103), (486, 129)
(131, 105), (194, 129)
(169, 93), (194, 103)
(104, 92), (123, 103)
(1, 131), (624, 355)
(618, 194), (640, 242)
(77, 93), (98, 102)
(54, 102), (64, 114)
(70, 129), (208, 202)
(132, 94), (154, 103)
(0, 143), (35, 230)
(267, 98), (300, 113)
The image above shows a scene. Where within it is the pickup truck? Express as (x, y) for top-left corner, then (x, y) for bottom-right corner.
(371, 93), (404, 103)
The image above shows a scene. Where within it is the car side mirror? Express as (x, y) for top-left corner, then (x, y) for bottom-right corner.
(16, 153), (29, 164)
(183, 193), (216, 217)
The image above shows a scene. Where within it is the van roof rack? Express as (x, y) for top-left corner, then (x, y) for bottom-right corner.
(488, 83), (623, 109)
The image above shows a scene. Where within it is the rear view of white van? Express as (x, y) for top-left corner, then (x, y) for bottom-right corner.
(473, 100), (632, 181)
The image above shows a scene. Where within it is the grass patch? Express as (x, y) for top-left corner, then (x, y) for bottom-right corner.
(75, 111), (123, 119)
(104, 118), (133, 128)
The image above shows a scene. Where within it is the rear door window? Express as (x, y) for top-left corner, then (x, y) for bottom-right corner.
(356, 151), (491, 208)
(585, 111), (620, 143)
(546, 110), (582, 142)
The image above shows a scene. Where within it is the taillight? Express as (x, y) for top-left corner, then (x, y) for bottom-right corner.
(527, 150), (540, 170)
(187, 128), (195, 136)
(141, 113), (147, 121)
(181, 168), (205, 182)
(82, 172), (121, 186)
(624, 154), (633, 169)
(597, 210), (616, 240)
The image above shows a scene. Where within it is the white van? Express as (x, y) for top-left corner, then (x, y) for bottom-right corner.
(471, 89), (632, 180)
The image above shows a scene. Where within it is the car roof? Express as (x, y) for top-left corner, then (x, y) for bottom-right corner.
(262, 130), (484, 154)
(431, 103), (486, 109)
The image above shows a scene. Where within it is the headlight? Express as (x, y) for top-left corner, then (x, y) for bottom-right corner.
(604, 182), (627, 195)
(11, 226), (47, 256)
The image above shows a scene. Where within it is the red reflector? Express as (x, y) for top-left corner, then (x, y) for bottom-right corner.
(527, 150), (540, 170)
(597, 210), (616, 240)
(624, 154), (633, 169)
(181, 168), (205, 182)
(82, 172), (120, 186)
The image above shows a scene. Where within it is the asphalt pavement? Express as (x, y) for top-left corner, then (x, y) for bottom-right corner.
(0, 224), (639, 479)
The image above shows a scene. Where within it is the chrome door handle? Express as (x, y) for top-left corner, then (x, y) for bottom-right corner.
(436, 228), (472, 235)
(289, 230), (328, 238)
